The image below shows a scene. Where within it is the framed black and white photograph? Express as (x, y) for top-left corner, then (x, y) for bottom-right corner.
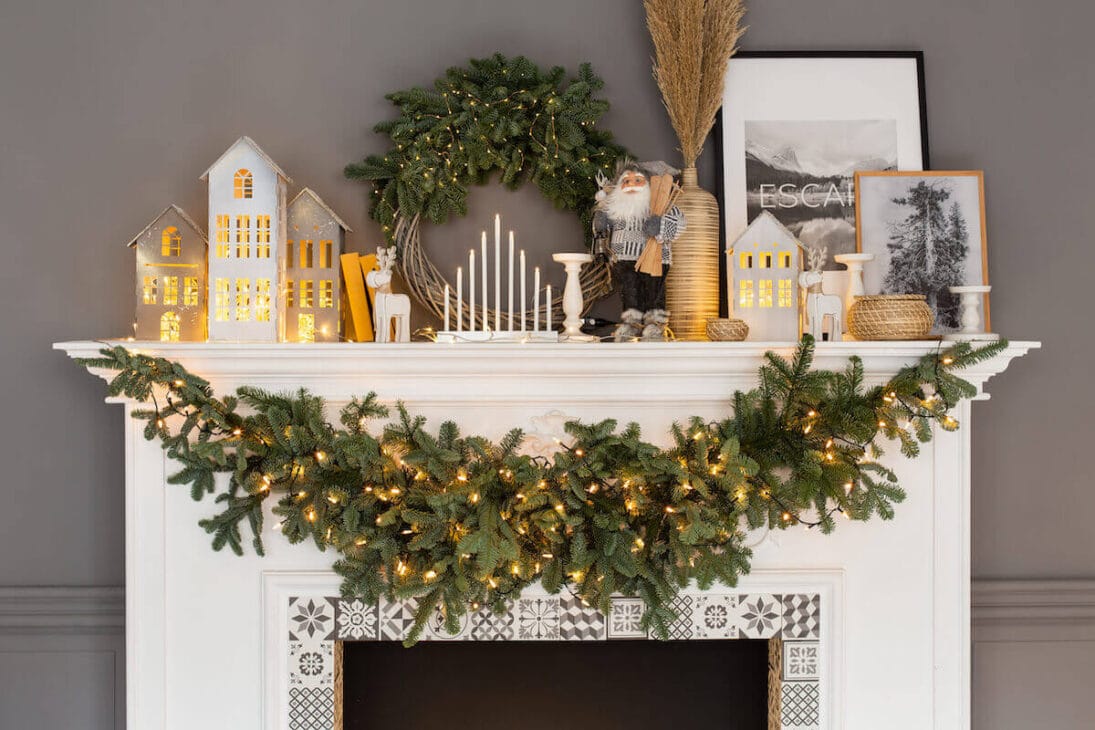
(855, 170), (989, 332)
(717, 52), (929, 271)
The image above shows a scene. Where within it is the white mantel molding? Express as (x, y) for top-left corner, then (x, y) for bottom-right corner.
(53, 337), (1038, 730)
(56, 339), (1039, 407)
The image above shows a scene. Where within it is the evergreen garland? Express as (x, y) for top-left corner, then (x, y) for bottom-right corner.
(77, 337), (1007, 645)
(344, 54), (627, 242)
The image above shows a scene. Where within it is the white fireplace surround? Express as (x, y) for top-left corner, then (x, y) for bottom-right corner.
(56, 339), (1037, 730)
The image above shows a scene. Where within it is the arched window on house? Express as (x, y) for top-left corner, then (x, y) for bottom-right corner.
(161, 226), (181, 256)
(160, 311), (180, 342)
(234, 169), (253, 199)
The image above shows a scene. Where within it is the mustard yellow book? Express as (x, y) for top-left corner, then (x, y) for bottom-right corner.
(340, 253), (373, 342)
(358, 253), (383, 341)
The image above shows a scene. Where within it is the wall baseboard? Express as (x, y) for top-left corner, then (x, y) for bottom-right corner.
(0, 586), (124, 635)
(972, 579), (1095, 643)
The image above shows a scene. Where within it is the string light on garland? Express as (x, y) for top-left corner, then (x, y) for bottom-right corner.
(75, 336), (1007, 645)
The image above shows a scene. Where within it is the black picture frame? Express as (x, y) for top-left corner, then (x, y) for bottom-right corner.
(713, 51), (930, 316)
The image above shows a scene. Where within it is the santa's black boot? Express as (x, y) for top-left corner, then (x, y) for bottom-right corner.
(613, 308), (644, 342)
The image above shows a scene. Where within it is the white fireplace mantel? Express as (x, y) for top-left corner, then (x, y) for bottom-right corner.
(56, 339), (1037, 730)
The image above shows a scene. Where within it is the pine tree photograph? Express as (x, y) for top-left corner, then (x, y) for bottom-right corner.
(855, 171), (989, 332)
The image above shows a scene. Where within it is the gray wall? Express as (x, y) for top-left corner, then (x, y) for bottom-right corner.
(0, 0), (1091, 728)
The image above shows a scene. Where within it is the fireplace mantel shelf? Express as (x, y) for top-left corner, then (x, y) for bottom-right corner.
(55, 337), (1038, 730)
(55, 339), (1038, 405)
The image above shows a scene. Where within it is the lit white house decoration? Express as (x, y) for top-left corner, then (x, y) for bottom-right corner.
(128, 205), (208, 342)
(729, 211), (805, 341)
(285, 188), (351, 343)
(202, 137), (291, 342)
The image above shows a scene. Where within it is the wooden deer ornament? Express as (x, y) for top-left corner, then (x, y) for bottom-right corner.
(365, 246), (411, 343)
(799, 246), (844, 342)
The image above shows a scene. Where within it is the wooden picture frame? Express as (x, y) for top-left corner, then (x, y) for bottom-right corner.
(854, 170), (989, 332)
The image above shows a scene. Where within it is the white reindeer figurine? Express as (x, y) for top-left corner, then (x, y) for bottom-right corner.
(365, 246), (411, 343)
(799, 247), (844, 342)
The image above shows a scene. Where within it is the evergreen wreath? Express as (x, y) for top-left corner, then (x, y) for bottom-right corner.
(77, 337), (1007, 645)
(343, 54), (628, 324)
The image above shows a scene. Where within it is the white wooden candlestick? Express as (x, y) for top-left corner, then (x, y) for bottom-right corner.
(552, 253), (596, 342)
(944, 285), (997, 341)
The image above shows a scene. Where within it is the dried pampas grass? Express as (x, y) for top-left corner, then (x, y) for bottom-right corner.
(644, 0), (747, 168)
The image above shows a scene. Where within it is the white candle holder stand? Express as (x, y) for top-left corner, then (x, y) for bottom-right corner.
(943, 285), (997, 341)
(552, 252), (598, 343)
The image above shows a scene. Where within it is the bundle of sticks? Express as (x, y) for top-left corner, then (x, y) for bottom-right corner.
(634, 174), (682, 276)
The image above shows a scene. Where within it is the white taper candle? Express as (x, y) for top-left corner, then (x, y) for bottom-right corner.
(494, 216), (501, 331)
(545, 284), (553, 330)
(507, 231), (514, 331)
(469, 250), (476, 331)
(443, 283), (450, 331)
(520, 250), (526, 332)
(456, 268), (463, 333)
(533, 266), (540, 331)
(480, 232), (487, 331)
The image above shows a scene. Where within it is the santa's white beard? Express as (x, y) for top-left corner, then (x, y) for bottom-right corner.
(603, 184), (651, 223)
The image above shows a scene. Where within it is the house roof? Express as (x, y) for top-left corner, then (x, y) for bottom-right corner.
(289, 187), (353, 232)
(199, 136), (292, 183)
(726, 210), (807, 252)
(126, 204), (208, 248)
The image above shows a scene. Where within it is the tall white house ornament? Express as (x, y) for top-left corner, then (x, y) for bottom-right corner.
(728, 211), (805, 341)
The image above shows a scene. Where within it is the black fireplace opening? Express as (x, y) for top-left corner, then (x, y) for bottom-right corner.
(342, 639), (771, 730)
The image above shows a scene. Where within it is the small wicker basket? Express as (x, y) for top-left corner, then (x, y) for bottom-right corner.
(848, 295), (934, 340)
(706, 318), (749, 342)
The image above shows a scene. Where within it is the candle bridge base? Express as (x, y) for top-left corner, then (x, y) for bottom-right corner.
(435, 330), (560, 343)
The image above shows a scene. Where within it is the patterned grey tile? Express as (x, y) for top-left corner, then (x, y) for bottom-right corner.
(736, 593), (783, 638)
(782, 640), (820, 680)
(288, 686), (334, 730)
(288, 640), (333, 689)
(559, 594), (606, 640)
(693, 594), (738, 639)
(424, 605), (471, 640)
(782, 594), (821, 639)
(516, 597), (560, 640)
(470, 606), (515, 640)
(335, 598), (378, 640)
(781, 680), (820, 728)
(378, 598), (418, 641)
(665, 595), (695, 639)
(288, 597), (336, 641)
(608, 597), (646, 638)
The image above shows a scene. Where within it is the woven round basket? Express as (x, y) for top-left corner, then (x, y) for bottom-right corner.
(706, 318), (749, 342)
(392, 212), (614, 329)
(847, 295), (934, 340)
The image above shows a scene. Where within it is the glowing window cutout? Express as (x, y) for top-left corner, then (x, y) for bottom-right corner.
(759, 253), (773, 269)
(779, 251), (793, 269)
(256, 216), (271, 257)
(286, 241), (294, 269)
(161, 226), (181, 257)
(738, 280), (754, 309)
(320, 240), (333, 268)
(300, 280), (314, 308)
(184, 277), (200, 306)
(759, 280), (774, 308)
(739, 252), (753, 269)
(300, 240), (314, 269)
(215, 279), (231, 321)
(286, 280), (295, 309)
(216, 215), (231, 258)
(143, 276), (157, 304)
(255, 279), (271, 322)
(163, 276), (179, 306)
(319, 280), (333, 308)
(234, 169), (253, 199)
(160, 311), (180, 342)
(298, 313), (315, 343)
(235, 278), (250, 321)
(778, 279), (794, 308)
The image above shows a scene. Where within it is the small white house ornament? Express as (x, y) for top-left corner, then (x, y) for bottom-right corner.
(728, 211), (804, 341)
(366, 247), (411, 343)
(285, 188), (351, 343)
(129, 205), (208, 342)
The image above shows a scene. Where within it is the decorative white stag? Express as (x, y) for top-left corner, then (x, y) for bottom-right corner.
(365, 246), (411, 343)
(799, 247), (843, 342)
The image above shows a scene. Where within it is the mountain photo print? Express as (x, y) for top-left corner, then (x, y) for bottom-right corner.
(745, 119), (898, 266)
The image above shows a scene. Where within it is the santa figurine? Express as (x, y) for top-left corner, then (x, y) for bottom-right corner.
(593, 161), (685, 341)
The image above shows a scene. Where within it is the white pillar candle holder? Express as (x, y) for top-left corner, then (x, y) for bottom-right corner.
(552, 252), (597, 343)
(943, 285), (997, 341)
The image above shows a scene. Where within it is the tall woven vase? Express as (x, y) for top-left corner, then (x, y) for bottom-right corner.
(666, 167), (721, 340)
